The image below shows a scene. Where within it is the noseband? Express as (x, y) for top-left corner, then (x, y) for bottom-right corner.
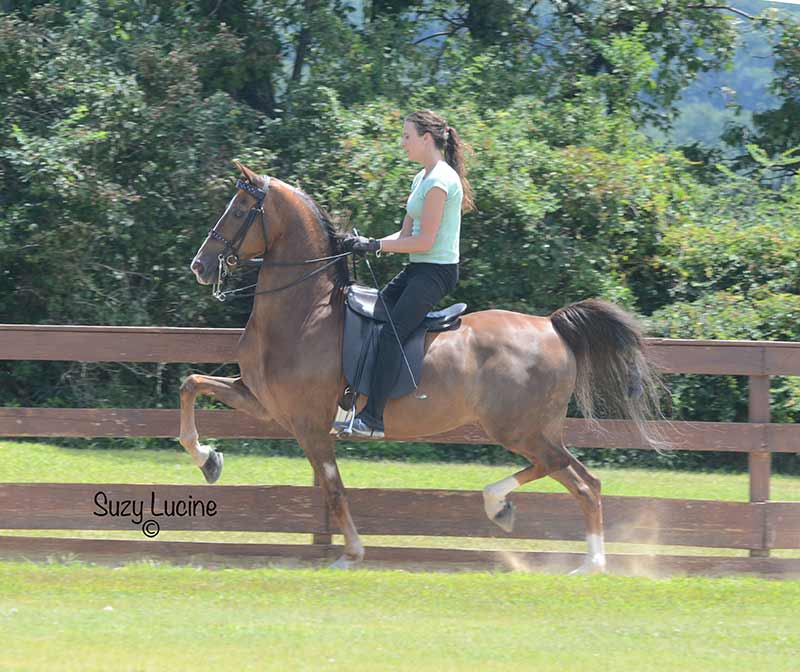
(207, 176), (352, 302)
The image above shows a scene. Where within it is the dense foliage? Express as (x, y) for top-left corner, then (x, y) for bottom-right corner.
(1, 1), (799, 472)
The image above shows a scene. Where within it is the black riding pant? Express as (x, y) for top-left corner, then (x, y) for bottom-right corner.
(362, 262), (459, 426)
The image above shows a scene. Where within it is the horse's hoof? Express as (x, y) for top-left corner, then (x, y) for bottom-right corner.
(492, 501), (515, 533)
(200, 449), (224, 484)
(329, 554), (360, 570)
(569, 558), (607, 576)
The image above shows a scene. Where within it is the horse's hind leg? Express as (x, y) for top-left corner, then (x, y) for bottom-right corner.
(179, 375), (265, 483)
(482, 432), (571, 533)
(549, 460), (605, 574)
(483, 435), (605, 574)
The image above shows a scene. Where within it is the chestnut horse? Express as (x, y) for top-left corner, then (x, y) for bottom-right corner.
(179, 162), (664, 573)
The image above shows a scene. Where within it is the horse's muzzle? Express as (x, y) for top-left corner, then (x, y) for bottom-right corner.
(190, 257), (214, 285)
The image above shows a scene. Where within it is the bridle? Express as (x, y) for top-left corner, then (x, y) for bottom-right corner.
(209, 177), (271, 270)
(208, 176), (352, 302)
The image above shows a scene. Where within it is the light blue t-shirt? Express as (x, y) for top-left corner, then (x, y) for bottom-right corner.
(405, 160), (463, 264)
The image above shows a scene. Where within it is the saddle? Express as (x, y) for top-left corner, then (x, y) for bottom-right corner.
(341, 284), (467, 401)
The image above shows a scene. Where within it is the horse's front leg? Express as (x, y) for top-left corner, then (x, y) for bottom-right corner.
(296, 432), (364, 569)
(178, 375), (265, 483)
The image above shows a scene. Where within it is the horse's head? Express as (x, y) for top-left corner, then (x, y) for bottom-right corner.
(190, 161), (273, 285)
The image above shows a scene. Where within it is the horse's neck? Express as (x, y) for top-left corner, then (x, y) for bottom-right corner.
(250, 231), (342, 336)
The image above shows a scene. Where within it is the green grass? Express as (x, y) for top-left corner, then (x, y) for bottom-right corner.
(5, 440), (800, 501)
(2, 442), (799, 670)
(0, 562), (798, 672)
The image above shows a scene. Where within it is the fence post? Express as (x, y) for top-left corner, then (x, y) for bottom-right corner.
(748, 373), (771, 558)
(312, 471), (333, 548)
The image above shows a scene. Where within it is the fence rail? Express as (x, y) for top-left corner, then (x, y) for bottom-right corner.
(2, 324), (800, 373)
(1, 407), (798, 452)
(2, 324), (799, 575)
(5, 483), (797, 548)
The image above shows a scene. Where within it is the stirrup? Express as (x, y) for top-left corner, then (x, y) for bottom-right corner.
(330, 403), (356, 436)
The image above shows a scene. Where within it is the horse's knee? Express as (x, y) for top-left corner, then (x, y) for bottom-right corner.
(321, 461), (339, 482)
(180, 374), (201, 399)
(316, 466), (346, 508)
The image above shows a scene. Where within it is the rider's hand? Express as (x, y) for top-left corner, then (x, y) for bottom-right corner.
(342, 234), (381, 256)
(340, 233), (362, 252)
(353, 237), (381, 254)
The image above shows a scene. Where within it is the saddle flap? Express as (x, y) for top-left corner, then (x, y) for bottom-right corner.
(342, 306), (426, 400)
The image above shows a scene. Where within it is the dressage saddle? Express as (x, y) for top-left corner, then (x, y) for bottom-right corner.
(341, 284), (467, 401)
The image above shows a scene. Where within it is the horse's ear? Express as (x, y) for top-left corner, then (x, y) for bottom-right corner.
(232, 159), (262, 186)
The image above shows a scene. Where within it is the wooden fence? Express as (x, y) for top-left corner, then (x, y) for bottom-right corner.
(1, 324), (799, 577)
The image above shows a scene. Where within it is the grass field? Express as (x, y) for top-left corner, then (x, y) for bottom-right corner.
(1, 441), (799, 671)
(2, 562), (799, 672)
(4, 440), (800, 498)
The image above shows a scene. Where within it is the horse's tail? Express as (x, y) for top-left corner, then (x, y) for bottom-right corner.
(550, 298), (669, 453)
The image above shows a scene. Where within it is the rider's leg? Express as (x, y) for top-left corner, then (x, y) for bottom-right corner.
(360, 264), (453, 430)
(377, 265), (410, 312)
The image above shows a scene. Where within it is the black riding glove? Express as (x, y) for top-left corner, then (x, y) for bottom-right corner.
(340, 233), (361, 252)
(354, 237), (381, 254)
(342, 234), (381, 256)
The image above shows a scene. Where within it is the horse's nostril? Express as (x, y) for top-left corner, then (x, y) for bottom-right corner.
(192, 260), (204, 276)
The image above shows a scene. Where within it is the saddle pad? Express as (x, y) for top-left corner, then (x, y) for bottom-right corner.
(342, 305), (427, 399)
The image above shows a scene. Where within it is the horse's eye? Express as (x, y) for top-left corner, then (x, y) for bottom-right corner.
(233, 208), (245, 218)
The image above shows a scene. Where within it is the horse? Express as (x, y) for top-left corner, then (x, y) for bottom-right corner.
(179, 161), (665, 573)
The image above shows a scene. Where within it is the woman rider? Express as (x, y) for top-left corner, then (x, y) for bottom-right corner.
(339, 109), (476, 438)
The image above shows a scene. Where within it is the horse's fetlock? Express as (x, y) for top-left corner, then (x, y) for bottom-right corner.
(482, 486), (505, 519)
(345, 543), (365, 562)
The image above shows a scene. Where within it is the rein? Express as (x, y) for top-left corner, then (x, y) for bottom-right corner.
(212, 251), (352, 302)
(209, 175), (353, 302)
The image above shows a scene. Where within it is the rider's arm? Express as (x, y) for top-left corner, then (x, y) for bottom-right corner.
(379, 188), (445, 254)
(378, 215), (414, 243)
(400, 214), (413, 238)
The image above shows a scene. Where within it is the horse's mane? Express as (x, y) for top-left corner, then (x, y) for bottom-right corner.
(293, 187), (353, 289)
